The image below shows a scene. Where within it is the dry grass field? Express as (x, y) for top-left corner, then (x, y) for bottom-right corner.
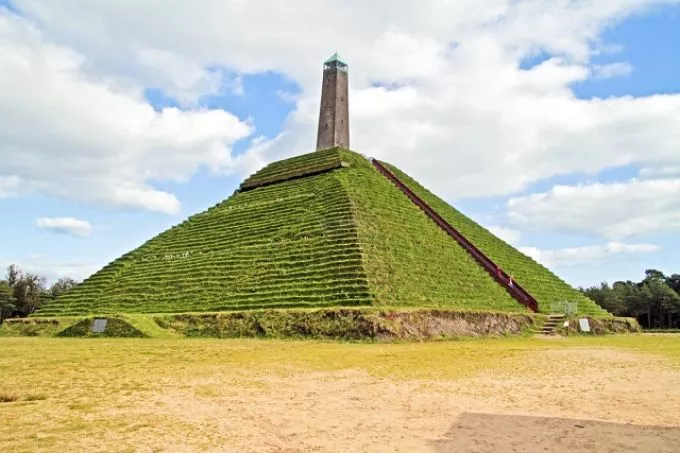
(1, 334), (680, 452)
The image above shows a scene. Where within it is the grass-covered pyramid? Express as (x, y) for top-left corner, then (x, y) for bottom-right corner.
(37, 148), (607, 317)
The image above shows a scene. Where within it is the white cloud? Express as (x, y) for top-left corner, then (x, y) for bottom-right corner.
(487, 226), (522, 245)
(0, 10), (253, 214)
(519, 242), (660, 267)
(194, 1), (679, 201)
(0, 175), (22, 198)
(36, 217), (93, 237)
(507, 178), (680, 239)
(134, 47), (226, 104)
(591, 62), (633, 79)
(1, 0), (680, 214)
(1, 255), (98, 283)
(640, 166), (680, 178)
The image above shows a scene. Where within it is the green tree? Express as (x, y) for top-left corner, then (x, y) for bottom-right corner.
(644, 268), (666, 284)
(49, 277), (78, 298)
(640, 269), (679, 328)
(666, 274), (680, 295)
(12, 272), (47, 316)
(637, 282), (658, 328)
(5, 265), (47, 317)
(582, 282), (620, 316)
(0, 281), (16, 324)
(7, 264), (20, 287)
(1, 265), (78, 319)
(612, 281), (641, 319)
(645, 280), (680, 328)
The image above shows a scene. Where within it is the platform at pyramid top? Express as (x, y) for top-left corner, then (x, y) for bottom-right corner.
(37, 148), (607, 317)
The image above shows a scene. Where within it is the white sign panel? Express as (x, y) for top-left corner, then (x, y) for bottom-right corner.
(578, 318), (591, 333)
(92, 318), (108, 333)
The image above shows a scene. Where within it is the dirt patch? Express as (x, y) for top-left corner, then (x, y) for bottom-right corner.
(88, 348), (680, 452)
(155, 308), (538, 340)
(433, 413), (680, 453)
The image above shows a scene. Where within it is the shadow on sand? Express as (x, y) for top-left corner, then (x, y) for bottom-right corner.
(431, 412), (680, 452)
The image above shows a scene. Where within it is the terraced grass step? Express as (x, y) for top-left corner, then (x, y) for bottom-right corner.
(38, 148), (606, 318)
(241, 162), (343, 191)
(240, 148), (344, 191)
(381, 161), (609, 316)
(336, 151), (528, 313)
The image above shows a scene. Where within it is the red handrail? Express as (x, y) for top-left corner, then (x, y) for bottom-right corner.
(371, 158), (539, 312)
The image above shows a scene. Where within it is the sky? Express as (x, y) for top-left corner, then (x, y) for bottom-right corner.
(0, 0), (679, 288)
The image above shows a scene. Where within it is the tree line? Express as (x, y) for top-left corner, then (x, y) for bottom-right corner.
(0, 265), (78, 323)
(580, 269), (680, 329)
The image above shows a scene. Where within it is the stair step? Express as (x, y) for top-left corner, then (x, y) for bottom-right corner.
(539, 314), (565, 336)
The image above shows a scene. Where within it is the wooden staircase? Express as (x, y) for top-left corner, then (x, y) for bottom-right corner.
(540, 314), (565, 335)
(369, 157), (539, 313)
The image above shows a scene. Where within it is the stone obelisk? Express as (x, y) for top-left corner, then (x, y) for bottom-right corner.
(316, 53), (349, 150)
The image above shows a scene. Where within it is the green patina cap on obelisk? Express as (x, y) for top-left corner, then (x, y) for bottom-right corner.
(324, 52), (347, 66)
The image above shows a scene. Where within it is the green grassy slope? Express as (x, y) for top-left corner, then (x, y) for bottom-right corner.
(240, 147), (343, 190)
(383, 163), (608, 316)
(338, 151), (524, 312)
(37, 153), (371, 316)
(37, 148), (603, 316)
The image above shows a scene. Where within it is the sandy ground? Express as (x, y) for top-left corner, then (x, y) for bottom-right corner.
(150, 350), (680, 452)
(2, 337), (680, 452)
